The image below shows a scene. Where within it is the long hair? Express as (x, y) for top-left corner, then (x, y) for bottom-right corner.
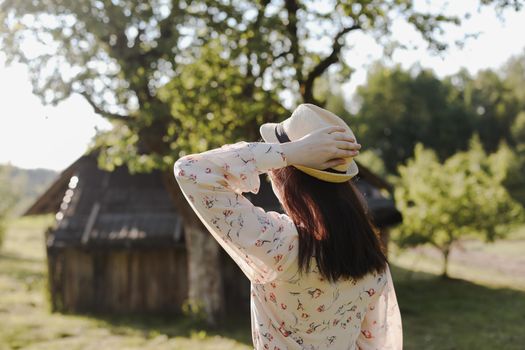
(269, 165), (388, 283)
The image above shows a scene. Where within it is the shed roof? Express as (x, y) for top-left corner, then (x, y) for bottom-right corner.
(44, 154), (183, 249)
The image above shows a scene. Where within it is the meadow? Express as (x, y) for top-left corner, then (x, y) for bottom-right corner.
(1, 215), (524, 350)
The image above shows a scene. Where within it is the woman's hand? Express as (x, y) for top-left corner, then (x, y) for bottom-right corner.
(279, 125), (361, 169)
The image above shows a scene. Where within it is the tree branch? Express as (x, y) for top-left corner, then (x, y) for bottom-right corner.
(243, 0), (271, 96)
(80, 92), (130, 121)
(302, 24), (361, 105)
(284, 0), (302, 83)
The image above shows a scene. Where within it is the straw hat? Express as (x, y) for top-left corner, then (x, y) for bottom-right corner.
(259, 103), (359, 183)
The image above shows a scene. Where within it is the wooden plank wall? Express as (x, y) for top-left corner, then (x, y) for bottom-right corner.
(47, 240), (390, 316)
(48, 247), (188, 314)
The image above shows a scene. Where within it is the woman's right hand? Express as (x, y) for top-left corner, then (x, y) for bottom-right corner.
(279, 125), (361, 170)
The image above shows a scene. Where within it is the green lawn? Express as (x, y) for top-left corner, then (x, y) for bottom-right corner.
(391, 266), (525, 349)
(1, 216), (524, 349)
(0, 216), (251, 350)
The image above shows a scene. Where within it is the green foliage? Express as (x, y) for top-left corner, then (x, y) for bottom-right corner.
(354, 64), (476, 172)
(393, 134), (524, 276)
(508, 110), (525, 204)
(181, 298), (208, 323)
(355, 150), (387, 179)
(159, 39), (288, 155)
(0, 0), (517, 173)
(502, 48), (525, 105)
(354, 56), (525, 174)
(492, 137), (525, 206)
(462, 69), (521, 153)
(511, 111), (525, 150)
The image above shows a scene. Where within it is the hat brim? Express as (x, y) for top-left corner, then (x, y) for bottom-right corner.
(259, 123), (280, 143)
(259, 123), (359, 183)
(294, 162), (358, 183)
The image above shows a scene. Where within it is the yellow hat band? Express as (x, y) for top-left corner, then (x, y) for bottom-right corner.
(293, 164), (354, 183)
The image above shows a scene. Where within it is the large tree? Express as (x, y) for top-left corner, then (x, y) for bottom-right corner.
(1, 0), (521, 324)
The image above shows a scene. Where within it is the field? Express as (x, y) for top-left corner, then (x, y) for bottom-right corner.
(1, 215), (524, 350)
(388, 225), (525, 349)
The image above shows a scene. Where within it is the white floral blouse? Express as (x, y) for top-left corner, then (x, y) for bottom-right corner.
(174, 141), (403, 350)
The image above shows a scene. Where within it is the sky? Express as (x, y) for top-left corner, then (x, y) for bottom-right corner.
(1, 0), (524, 171)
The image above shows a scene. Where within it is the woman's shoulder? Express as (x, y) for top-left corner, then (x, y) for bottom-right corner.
(264, 211), (297, 232)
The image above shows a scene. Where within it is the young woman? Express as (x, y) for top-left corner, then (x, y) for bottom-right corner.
(174, 104), (403, 350)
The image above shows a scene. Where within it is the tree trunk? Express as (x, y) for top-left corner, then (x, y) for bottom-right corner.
(441, 245), (451, 279)
(161, 169), (225, 326)
(183, 222), (225, 325)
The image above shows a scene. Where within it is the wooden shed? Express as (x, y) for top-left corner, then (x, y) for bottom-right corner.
(24, 150), (401, 315)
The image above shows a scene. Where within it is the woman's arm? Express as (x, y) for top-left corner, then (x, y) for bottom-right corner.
(173, 127), (360, 284)
(173, 141), (299, 284)
(356, 264), (403, 350)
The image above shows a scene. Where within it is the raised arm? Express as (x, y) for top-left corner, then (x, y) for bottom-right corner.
(356, 264), (403, 350)
(174, 127), (361, 284)
(173, 141), (299, 284)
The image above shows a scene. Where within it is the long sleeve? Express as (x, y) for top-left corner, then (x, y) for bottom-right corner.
(356, 263), (403, 350)
(173, 141), (299, 284)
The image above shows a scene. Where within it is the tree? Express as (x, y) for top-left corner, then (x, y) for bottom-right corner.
(1, 0), (521, 324)
(502, 48), (525, 106)
(450, 57), (525, 204)
(354, 64), (476, 172)
(501, 51), (525, 205)
(504, 112), (525, 205)
(354, 58), (525, 174)
(393, 135), (524, 278)
(462, 69), (521, 153)
(512, 111), (525, 146)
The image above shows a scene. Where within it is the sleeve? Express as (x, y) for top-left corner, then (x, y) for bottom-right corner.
(173, 141), (299, 284)
(356, 263), (403, 350)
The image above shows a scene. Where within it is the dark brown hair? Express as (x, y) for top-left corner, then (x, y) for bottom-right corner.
(269, 165), (388, 282)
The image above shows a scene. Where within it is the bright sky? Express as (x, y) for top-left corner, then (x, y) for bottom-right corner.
(1, 0), (524, 171)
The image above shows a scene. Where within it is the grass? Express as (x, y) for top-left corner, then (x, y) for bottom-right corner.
(388, 225), (525, 349)
(0, 216), (251, 350)
(1, 215), (524, 349)
(391, 266), (525, 349)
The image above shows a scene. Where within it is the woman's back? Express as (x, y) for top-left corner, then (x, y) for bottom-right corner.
(174, 119), (403, 349)
(251, 253), (396, 349)
(252, 253), (387, 349)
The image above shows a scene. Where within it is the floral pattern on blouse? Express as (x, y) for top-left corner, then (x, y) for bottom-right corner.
(174, 141), (403, 350)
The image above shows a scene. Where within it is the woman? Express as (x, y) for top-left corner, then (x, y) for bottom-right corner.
(174, 103), (403, 350)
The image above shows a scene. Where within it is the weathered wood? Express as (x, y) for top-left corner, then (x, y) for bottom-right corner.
(48, 247), (190, 314)
(64, 248), (93, 311)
